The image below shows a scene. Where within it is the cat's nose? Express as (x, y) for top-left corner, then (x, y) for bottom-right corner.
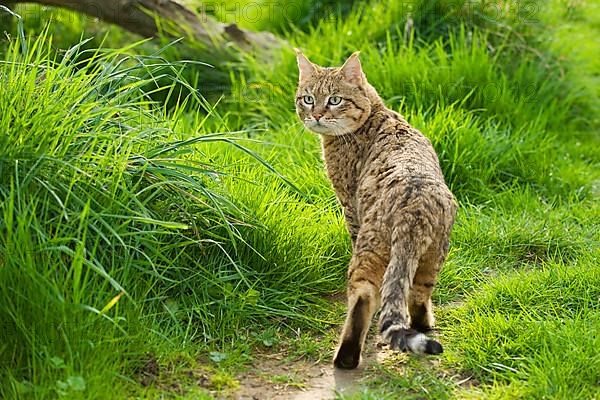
(313, 113), (323, 121)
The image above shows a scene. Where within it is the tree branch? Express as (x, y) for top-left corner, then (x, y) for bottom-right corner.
(1, 0), (283, 53)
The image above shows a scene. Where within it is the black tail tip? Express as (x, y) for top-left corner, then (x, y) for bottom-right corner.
(425, 339), (443, 355)
(380, 319), (393, 334)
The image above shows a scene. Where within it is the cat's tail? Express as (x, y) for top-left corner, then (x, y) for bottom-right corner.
(378, 236), (443, 355)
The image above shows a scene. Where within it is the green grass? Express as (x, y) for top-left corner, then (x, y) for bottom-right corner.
(1, 0), (599, 398)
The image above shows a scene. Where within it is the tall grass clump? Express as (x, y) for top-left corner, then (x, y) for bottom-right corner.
(0, 24), (224, 397)
(0, 18), (343, 397)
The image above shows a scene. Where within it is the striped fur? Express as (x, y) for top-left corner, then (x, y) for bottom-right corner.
(295, 50), (456, 369)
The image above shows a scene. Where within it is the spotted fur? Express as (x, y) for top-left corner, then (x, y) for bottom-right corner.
(295, 50), (457, 369)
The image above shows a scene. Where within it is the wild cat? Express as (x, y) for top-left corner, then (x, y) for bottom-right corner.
(294, 50), (456, 369)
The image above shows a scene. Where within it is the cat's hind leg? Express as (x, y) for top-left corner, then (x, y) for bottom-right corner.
(410, 228), (452, 333)
(408, 286), (435, 334)
(409, 247), (441, 333)
(333, 251), (384, 369)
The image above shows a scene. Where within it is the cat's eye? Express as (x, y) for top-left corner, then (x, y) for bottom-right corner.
(302, 95), (314, 105)
(328, 96), (342, 106)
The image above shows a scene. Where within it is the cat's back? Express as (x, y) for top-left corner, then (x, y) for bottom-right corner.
(357, 108), (456, 225)
(361, 108), (445, 184)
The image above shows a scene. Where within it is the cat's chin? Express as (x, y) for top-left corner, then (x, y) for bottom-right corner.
(306, 124), (333, 134)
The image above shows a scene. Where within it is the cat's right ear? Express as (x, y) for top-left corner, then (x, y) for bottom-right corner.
(295, 48), (317, 82)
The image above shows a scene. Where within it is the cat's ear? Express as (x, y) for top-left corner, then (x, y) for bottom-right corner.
(340, 51), (364, 85)
(295, 48), (317, 82)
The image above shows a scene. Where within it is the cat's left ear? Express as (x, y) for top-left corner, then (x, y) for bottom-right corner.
(340, 51), (364, 85)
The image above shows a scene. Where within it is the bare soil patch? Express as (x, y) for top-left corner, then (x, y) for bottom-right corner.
(231, 338), (401, 400)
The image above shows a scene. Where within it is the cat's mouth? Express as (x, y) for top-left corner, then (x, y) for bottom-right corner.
(306, 120), (335, 135)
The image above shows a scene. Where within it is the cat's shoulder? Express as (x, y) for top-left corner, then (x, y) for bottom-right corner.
(373, 108), (411, 134)
(372, 108), (435, 150)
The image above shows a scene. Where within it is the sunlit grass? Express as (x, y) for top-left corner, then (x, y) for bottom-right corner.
(0, 0), (599, 398)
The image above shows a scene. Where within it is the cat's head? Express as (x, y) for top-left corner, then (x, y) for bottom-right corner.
(295, 50), (372, 136)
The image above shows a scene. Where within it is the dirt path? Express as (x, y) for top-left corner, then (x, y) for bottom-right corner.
(233, 340), (396, 400)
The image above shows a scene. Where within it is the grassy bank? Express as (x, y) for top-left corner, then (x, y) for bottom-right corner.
(0, 1), (598, 398)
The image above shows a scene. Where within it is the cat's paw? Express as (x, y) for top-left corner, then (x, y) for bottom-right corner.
(333, 342), (361, 369)
(386, 327), (443, 355)
(410, 319), (434, 333)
